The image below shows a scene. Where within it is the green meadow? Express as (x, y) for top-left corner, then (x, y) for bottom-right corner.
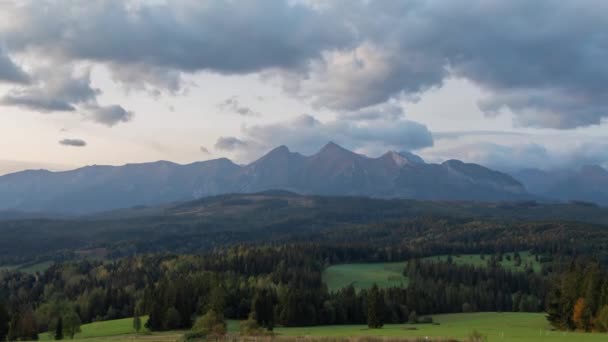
(323, 252), (542, 293)
(35, 313), (608, 342)
(39, 317), (149, 340)
(274, 312), (607, 342)
(323, 262), (408, 292)
(0, 261), (54, 274)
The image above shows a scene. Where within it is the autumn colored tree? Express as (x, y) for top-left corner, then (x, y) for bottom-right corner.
(572, 298), (586, 331)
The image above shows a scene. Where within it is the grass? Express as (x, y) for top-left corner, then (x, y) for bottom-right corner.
(32, 313), (608, 342)
(323, 262), (408, 292)
(37, 331), (181, 342)
(0, 261), (54, 274)
(274, 312), (608, 342)
(323, 252), (543, 293)
(39, 317), (150, 340)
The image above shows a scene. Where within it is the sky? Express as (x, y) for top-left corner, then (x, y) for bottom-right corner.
(1, 0), (608, 175)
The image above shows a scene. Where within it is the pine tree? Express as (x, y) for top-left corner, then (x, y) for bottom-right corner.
(252, 288), (274, 330)
(367, 284), (384, 328)
(0, 302), (8, 342)
(54, 317), (64, 340)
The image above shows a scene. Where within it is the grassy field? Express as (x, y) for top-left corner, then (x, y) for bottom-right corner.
(275, 312), (607, 342)
(40, 317), (150, 340)
(323, 252), (542, 293)
(33, 313), (608, 342)
(323, 262), (408, 292)
(0, 261), (54, 274)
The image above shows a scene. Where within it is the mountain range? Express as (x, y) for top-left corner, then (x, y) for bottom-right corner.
(0, 142), (531, 214)
(513, 165), (608, 206)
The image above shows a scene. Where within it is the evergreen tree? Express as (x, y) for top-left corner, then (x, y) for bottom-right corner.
(252, 288), (274, 330)
(164, 307), (182, 330)
(7, 315), (18, 341)
(0, 302), (8, 342)
(54, 317), (64, 340)
(367, 284), (383, 328)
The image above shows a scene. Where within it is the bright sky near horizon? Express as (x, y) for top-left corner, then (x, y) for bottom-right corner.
(1, 0), (607, 175)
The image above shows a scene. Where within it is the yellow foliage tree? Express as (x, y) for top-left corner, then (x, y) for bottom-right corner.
(572, 297), (586, 330)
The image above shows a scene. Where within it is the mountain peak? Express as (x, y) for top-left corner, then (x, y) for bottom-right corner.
(316, 142), (357, 157)
(268, 145), (290, 155)
(255, 145), (292, 162)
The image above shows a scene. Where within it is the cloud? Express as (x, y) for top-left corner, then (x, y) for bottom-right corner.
(1, 0), (354, 94)
(59, 138), (87, 147)
(88, 104), (134, 126)
(214, 137), (247, 151)
(1, 1), (608, 129)
(0, 64), (134, 126)
(276, 1), (608, 128)
(0, 48), (29, 84)
(200, 146), (210, 154)
(422, 135), (608, 172)
(224, 113), (433, 161)
(1, 66), (99, 112)
(433, 130), (529, 140)
(218, 97), (259, 117)
(338, 102), (405, 121)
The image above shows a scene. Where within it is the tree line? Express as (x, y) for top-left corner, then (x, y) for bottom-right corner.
(0, 241), (598, 340)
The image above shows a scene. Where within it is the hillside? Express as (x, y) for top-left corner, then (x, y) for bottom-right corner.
(2, 192), (608, 265)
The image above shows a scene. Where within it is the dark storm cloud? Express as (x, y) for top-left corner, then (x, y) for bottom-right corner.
(214, 137), (248, 151)
(0, 49), (29, 84)
(59, 138), (87, 147)
(1, 0), (608, 129)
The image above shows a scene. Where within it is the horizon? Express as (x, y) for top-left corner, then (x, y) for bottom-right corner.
(1, 1), (607, 176)
(3, 140), (607, 177)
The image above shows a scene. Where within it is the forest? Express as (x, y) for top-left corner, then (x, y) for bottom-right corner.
(2, 194), (608, 339)
(1, 245), (552, 340)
